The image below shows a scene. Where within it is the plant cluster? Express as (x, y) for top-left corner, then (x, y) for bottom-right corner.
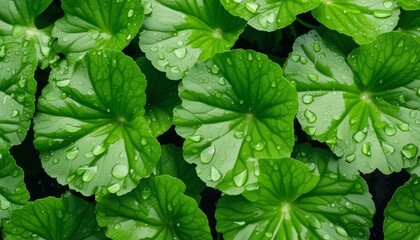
(0, 0), (419, 239)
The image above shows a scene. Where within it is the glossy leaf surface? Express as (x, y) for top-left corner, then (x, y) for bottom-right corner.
(174, 49), (298, 195)
(283, 30), (420, 174)
(96, 175), (212, 240)
(34, 49), (160, 196)
(139, 0), (246, 80)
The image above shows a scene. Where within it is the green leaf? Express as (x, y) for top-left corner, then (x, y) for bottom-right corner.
(33, 49), (160, 196)
(312, 0), (400, 44)
(0, 149), (29, 227)
(216, 145), (374, 240)
(52, 0), (144, 60)
(174, 49), (298, 195)
(96, 175), (212, 240)
(220, 0), (320, 31)
(283, 30), (420, 174)
(398, 0), (420, 10)
(396, 10), (420, 39)
(0, 0), (58, 68)
(154, 144), (206, 203)
(136, 57), (180, 137)
(384, 175), (420, 240)
(0, 40), (37, 149)
(138, 0), (246, 80)
(3, 192), (106, 239)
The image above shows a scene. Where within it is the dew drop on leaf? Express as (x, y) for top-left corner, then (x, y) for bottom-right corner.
(361, 143), (371, 156)
(312, 42), (321, 52)
(336, 226), (348, 237)
(381, 142), (395, 156)
(304, 109), (317, 123)
(218, 77), (226, 86)
(140, 187), (152, 200)
(233, 170), (248, 187)
(383, 1), (393, 8)
(0, 195), (10, 210)
(346, 154), (356, 162)
(174, 48), (187, 59)
(307, 126), (316, 136)
(92, 144), (106, 156)
(373, 10), (392, 18)
(384, 124), (396, 136)
(245, 2), (259, 13)
(56, 79), (70, 87)
(401, 144), (418, 159)
(397, 123), (409, 131)
(210, 64), (220, 74)
(302, 94), (314, 104)
(252, 140), (265, 151)
(307, 73), (319, 82)
(107, 183), (121, 193)
(82, 166), (98, 182)
(353, 131), (367, 143)
(234, 130), (244, 139)
(127, 9), (134, 18)
(305, 162), (316, 171)
(112, 164), (129, 178)
(210, 166), (222, 181)
(65, 146), (79, 160)
(200, 145), (215, 164)
(189, 134), (203, 142)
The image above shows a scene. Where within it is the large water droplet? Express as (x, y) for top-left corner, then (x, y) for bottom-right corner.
(361, 143), (371, 156)
(233, 170), (248, 187)
(353, 131), (367, 143)
(93, 144), (106, 156)
(401, 144), (418, 159)
(56, 79), (70, 87)
(107, 183), (121, 193)
(66, 146), (79, 160)
(373, 10), (392, 18)
(82, 166), (98, 182)
(384, 124), (396, 136)
(174, 48), (187, 59)
(210, 166), (222, 181)
(112, 164), (129, 178)
(307, 73), (319, 82)
(304, 109), (317, 123)
(200, 145), (215, 164)
(302, 94), (314, 104)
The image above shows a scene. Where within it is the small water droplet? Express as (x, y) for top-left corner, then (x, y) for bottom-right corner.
(189, 135), (203, 142)
(300, 56), (307, 64)
(63, 124), (81, 133)
(112, 164), (129, 178)
(66, 146), (79, 160)
(150, 46), (158, 52)
(141, 137), (147, 145)
(56, 79), (70, 87)
(302, 94), (314, 104)
(210, 64), (220, 74)
(384, 124), (396, 136)
(307, 126), (316, 136)
(305, 162), (316, 171)
(10, 109), (18, 117)
(336, 226), (348, 237)
(200, 145), (215, 164)
(107, 183), (121, 193)
(304, 109), (317, 123)
(346, 154), (356, 162)
(0, 196), (10, 210)
(373, 10), (392, 18)
(114, 224), (121, 229)
(157, 59), (169, 67)
(383, 1), (393, 8)
(307, 73), (319, 81)
(253, 140), (265, 151)
(265, 232), (273, 238)
(270, 82), (276, 87)
(141, 187), (152, 200)
(409, 110), (417, 119)
(397, 123), (409, 131)
(127, 9), (134, 17)
(92, 144), (106, 156)
(353, 131), (367, 143)
(66, 174), (76, 183)
(245, 2), (259, 13)
(210, 166), (222, 181)
(312, 42), (321, 52)
(291, 54), (300, 62)
(82, 166), (98, 182)
(234, 130), (244, 139)
(362, 143), (371, 156)
(218, 77), (226, 86)
(233, 170), (248, 187)
(401, 144), (418, 159)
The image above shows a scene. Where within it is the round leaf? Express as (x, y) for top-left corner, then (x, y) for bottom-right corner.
(0, 40), (37, 149)
(384, 175), (420, 240)
(136, 57), (180, 137)
(174, 49), (298, 195)
(3, 193), (106, 239)
(52, 0), (144, 59)
(216, 146), (374, 240)
(220, 0), (321, 31)
(96, 175), (212, 240)
(138, 0), (246, 80)
(283, 30), (420, 174)
(0, 149), (29, 226)
(33, 49), (160, 196)
(312, 0), (400, 44)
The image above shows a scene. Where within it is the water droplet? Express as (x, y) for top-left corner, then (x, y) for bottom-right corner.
(233, 0), (242, 2)
(200, 145), (215, 164)
(233, 170), (248, 187)
(312, 42), (321, 52)
(300, 56), (307, 64)
(92, 144), (106, 156)
(373, 10), (392, 18)
(397, 123), (409, 131)
(150, 46), (158, 52)
(167, 204), (173, 211)
(362, 143), (371, 156)
(107, 183), (121, 193)
(210, 65), (220, 74)
(66, 174), (76, 183)
(305, 162), (316, 171)
(0, 196), (10, 210)
(245, 2), (259, 13)
(397, 40), (404, 47)
(157, 59), (169, 67)
(174, 48), (186, 59)
(63, 124), (81, 133)
(253, 140), (265, 151)
(353, 131), (367, 143)
(112, 164), (129, 178)
(291, 54), (300, 62)
(302, 94), (314, 104)
(346, 154), (356, 162)
(307, 73), (319, 82)
(0, 46), (5, 58)
(383, 1), (393, 8)
(401, 144), (418, 159)
(218, 77), (226, 86)
(66, 146), (79, 160)
(140, 137), (147, 145)
(234, 130), (244, 139)
(141, 187), (152, 200)
(304, 109), (317, 123)
(82, 166), (97, 182)
(210, 166), (222, 181)
(307, 126), (316, 135)
(127, 9), (134, 17)
(56, 79), (70, 87)
(114, 224), (121, 229)
(189, 135), (203, 142)
(409, 110), (417, 118)
(265, 232), (273, 238)
(10, 109), (18, 117)
(270, 82), (276, 87)
(384, 124), (396, 136)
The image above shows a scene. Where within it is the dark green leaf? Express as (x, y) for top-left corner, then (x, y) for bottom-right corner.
(174, 49), (298, 195)
(396, 10), (420, 39)
(398, 0), (420, 10)
(139, 0), (246, 80)
(34, 49), (160, 196)
(96, 175), (212, 240)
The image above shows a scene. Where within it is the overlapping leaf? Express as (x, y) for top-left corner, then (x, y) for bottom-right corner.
(139, 0), (246, 80)
(33, 49), (160, 196)
(53, 0), (144, 61)
(0, 0), (57, 68)
(3, 192), (106, 239)
(174, 49), (298, 195)
(312, 0), (400, 44)
(283, 30), (420, 174)
(216, 144), (374, 239)
(220, 0), (320, 31)
(398, 0), (420, 10)
(396, 10), (420, 39)
(0, 40), (37, 149)
(0, 149), (29, 226)
(384, 175), (420, 240)
(96, 175), (212, 240)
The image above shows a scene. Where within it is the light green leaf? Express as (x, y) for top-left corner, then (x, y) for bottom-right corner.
(398, 0), (420, 10)
(216, 145), (374, 240)
(220, 0), (320, 31)
(52, 0), (144, 61)
(136, 57), (180, 137)
(174, 49), (298, 195)
(3, 192), (106, 239)
(0, 149), (29, 227)
(396, 10), (420, 39)
(312, 0), (400, 44)
(33, 49), (160, 196)
(0, 0), (58, 68)
(384, 175), (420, 240)
(283, 30), (420, 174)
(154, 144), (206, 203)
(139, 0), (246, 80)
(0, 40), (37, 149)
(96, 175), (212, 240)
